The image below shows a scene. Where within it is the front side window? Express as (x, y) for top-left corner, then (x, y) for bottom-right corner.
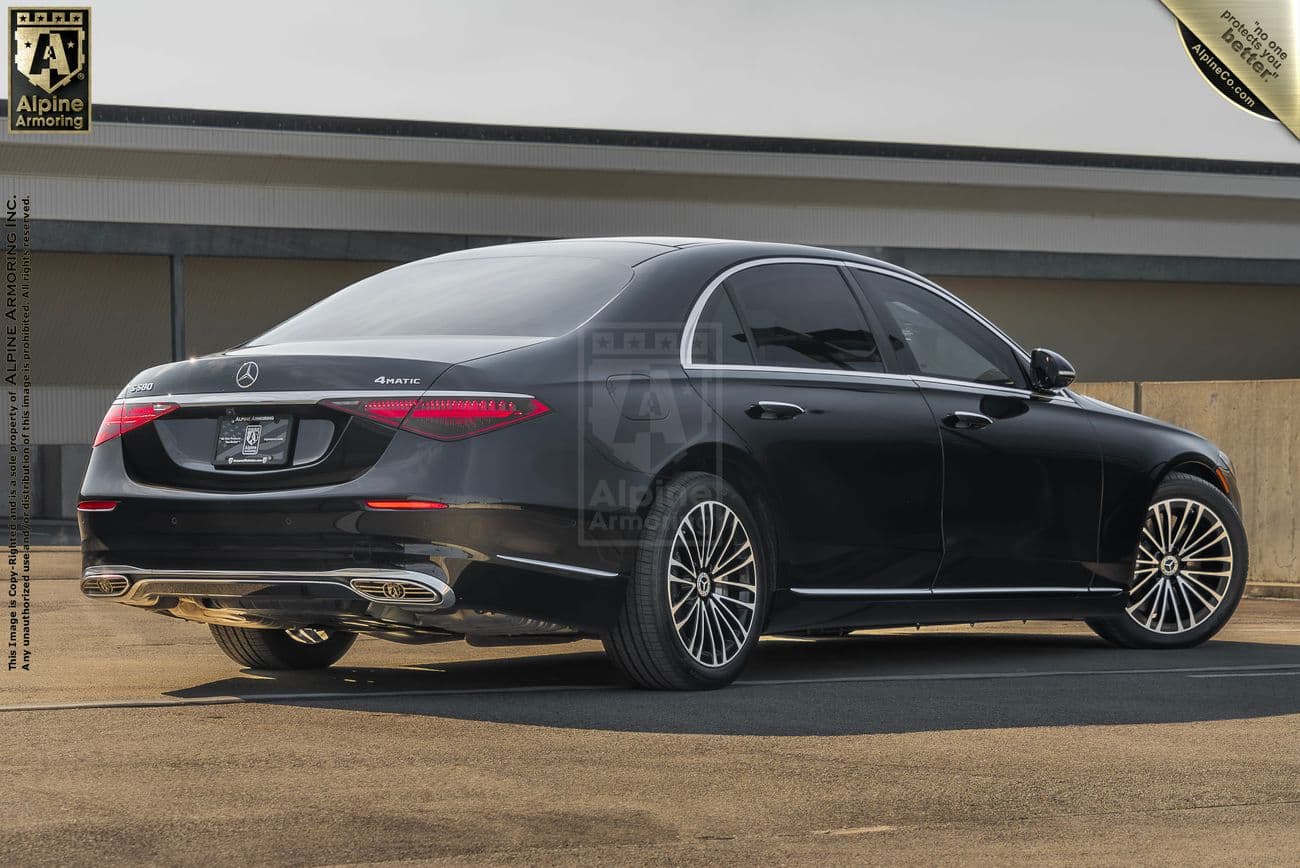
(724, 263), (883, 372)
(855, 272), (1025, 388)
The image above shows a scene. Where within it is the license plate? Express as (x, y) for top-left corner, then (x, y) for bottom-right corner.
(214, 414), (293, 467)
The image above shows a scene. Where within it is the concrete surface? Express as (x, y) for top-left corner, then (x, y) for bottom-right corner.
(1, 579), (1299, 865)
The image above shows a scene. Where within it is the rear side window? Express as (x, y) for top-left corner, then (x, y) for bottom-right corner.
(250, 256), (633, 343)
(724, 263), (883, 372)
(855, 271), (1026, 388)
(692, 288), (754, 365)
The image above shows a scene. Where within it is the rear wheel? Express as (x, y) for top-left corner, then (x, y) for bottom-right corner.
(603, 472), (769, 689)
(209, 624), (357, 669)
(1087, 472), (1248, 649)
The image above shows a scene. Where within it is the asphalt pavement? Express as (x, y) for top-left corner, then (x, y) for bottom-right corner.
(3, 579), (1299, 865)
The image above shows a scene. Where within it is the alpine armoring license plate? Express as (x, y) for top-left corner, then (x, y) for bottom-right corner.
(214, 414), (293, 467)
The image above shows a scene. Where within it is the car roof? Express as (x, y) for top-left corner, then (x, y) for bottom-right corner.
(440, 236), (908, 272)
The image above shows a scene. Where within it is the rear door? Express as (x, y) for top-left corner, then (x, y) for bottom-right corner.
(685, 260), (943, 595)
(851, 268), (1103, 592)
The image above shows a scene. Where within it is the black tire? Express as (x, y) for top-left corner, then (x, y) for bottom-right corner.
(1087, 472), (1248, 649)
(209, 625), (356, 670)
(603, 472), (770, 690)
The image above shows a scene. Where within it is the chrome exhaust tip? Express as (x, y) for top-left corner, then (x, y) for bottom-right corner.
(349, 576), (445, 605)
(80, 574), (129, 597)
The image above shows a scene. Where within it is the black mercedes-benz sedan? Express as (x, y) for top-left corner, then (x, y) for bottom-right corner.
(79, 238), (1248, 689)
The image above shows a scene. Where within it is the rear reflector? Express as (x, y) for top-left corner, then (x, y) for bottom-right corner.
(93, 402), (179, 446)
(77, 500), (118, 512)
(322, 394), (550, 441)
(365, 500), (448, 510)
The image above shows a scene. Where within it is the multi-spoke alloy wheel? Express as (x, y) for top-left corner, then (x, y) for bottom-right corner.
(1088, 472), (1247, 650)
(667, 500), (758, 668)
(1126, 497), (1233, 634)
(603, 472), (768, 689)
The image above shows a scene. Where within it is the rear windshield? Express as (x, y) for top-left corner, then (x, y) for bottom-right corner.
(249, 256), (633, 343)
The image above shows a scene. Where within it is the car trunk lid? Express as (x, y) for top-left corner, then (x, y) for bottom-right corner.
(112, 336), (545, 491)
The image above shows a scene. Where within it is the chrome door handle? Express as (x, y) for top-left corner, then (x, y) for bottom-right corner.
(746, 401), (805, 420)
(943, 411), (993, 430)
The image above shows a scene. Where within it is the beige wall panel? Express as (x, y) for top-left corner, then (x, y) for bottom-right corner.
(1140, 380), (1299, 589)
(1071, 382), (1136, 411)
(935, 277), (1300, 382)
(35, 253), (171, 386)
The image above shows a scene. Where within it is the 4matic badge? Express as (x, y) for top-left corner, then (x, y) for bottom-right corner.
(374, 376), (421, 385)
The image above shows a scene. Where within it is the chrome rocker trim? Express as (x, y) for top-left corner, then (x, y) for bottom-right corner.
(789, 586), (1124, 598)
(496, 554), (619, 578)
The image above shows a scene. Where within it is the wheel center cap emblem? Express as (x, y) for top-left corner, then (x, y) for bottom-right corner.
(235, 361), (259, 389)
(696, 572), (712, 597)
(1160, 555), (1180, 577)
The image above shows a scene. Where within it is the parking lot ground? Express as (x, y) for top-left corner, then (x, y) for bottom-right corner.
(2, 579), (1299, 865)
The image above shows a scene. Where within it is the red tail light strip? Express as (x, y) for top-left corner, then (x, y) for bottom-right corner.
(365, 500), (449, 510)
(93, 402), (180, 446)
(77, 500), (118, 512)
(321, 393), (551, 441)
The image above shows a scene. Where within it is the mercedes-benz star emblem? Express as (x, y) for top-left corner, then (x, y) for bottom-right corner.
(235, 361), (259, 389)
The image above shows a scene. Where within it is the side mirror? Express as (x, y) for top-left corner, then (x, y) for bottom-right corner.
(1029, 348), (1076, 392)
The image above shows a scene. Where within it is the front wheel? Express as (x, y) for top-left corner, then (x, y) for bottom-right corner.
(1087, 472), (1248, 649)
(603, 472), (769, 689)
(209, 625), (357, 670)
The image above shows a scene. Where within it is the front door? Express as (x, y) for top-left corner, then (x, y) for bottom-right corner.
(852, 268), (1103, 591)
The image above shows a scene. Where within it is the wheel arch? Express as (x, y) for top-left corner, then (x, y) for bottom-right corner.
(1162, 453), (1231, 499)
(647, 441), (783, 589)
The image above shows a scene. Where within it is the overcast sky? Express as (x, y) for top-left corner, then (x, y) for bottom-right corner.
(22, 0), (1299, 161)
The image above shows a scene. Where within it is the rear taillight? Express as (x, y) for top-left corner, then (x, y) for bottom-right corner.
(93, 402), (179, 446)
(365, 500), (448, 510)
(321, 394), (551, 441)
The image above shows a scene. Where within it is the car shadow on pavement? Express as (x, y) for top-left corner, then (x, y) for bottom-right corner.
(165, 631), (1300, 736)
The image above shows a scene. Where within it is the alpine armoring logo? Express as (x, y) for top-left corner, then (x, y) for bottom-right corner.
(8, 7), (91, 132)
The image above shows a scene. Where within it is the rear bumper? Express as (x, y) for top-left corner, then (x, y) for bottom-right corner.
(82, 564), (455, 607)
(80, 498), (631, 632)
(80, 564), (584, 639)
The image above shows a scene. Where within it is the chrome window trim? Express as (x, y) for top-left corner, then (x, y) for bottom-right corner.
(679, 256), (1074, 404)
(684, 362), (909, 388)
(111, 390), (535, 407)
(684, 364), (1074, 405)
